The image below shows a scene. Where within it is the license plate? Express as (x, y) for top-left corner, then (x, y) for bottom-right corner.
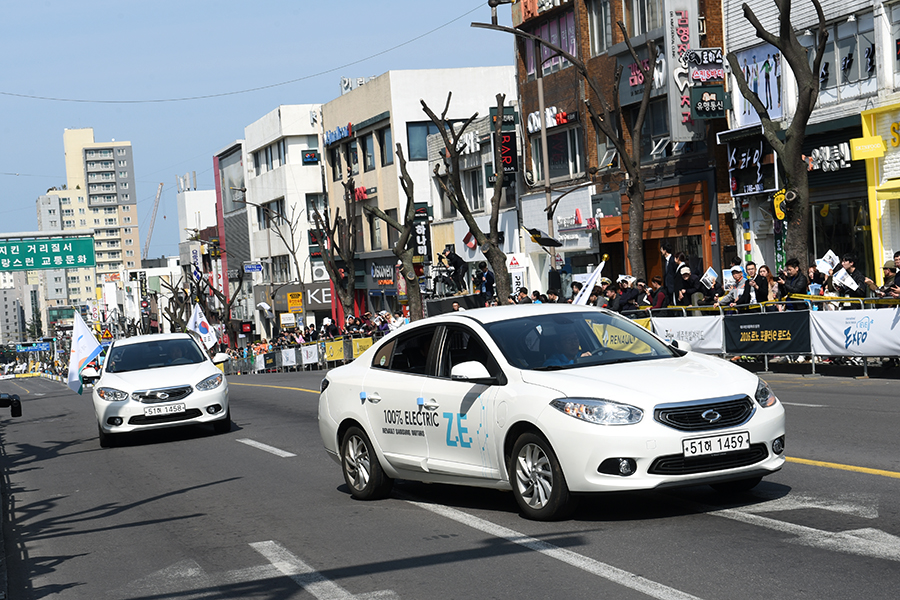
(683, 431), (750, 457)
(144, 403), (186, 417)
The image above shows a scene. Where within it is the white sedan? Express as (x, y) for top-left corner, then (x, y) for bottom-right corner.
(84, 333), (231, 447)
(319, 304), (785, 520)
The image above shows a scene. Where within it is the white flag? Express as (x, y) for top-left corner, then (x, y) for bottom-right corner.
(573, 260), (606, 305)
(187, 304), (218, 349)
(67, 312), (103, 395)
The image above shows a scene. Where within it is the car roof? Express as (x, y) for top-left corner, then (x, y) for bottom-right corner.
(110, 332), (195, 348)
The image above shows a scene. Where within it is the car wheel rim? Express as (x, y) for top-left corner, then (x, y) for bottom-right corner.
(344, 435), (371, 491)
(515, 443), (553, 509)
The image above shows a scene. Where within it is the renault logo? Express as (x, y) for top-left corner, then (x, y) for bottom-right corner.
(701, 409), (721, 423)
(155, 392), (170, 400)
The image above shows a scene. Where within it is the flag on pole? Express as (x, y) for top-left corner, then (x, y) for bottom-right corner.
(67, 312), (103, 395)
(573, 259), (607, 305)
(187, 304), (218, 349)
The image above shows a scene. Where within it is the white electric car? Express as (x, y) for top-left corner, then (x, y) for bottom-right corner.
(318, 304), (785, 520)
(85, 333), (231, 447)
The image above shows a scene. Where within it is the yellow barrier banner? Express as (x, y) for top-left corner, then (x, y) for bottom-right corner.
(633, 317), (652, 331)
(325, 340), (345, 361)
(352, 337), (374, 358)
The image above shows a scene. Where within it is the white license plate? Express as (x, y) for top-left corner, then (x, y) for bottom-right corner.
(683, 431), (750, 457)
(144, 403), (186, 417)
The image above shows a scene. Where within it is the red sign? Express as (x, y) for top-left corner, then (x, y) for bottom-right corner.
(500, 131), (518, 173)
(241, 322), (252, 333)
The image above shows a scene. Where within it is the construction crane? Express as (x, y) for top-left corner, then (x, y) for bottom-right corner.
(142, 183), (165, 260)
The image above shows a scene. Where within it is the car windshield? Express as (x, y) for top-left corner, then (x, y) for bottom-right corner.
(105, 338), (207, 373)
(482, 311), (677, 371)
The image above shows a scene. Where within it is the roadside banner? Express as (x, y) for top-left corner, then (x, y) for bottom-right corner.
(723, 311), (810, 354)
(301, 344), (319, 365)
(811, 308), (900, 357)
(651, 315), (724, 353)
(264, 352), (276, 370)
(325, 340), (345, 361)
(352, 337), (374, 358)
(281, 348), (297, 367)
(255, 354), (264, 373)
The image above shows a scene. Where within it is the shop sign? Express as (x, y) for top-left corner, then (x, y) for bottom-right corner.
(616, 47), (667, 106)
(280, 312), (296, 327)
(732, 43), (783, 128)
(850, 136), (885, 160)
(556, 208), (587, 232)
(802, 142), (852, 172)
(412, 203), (432, 265)
(371, 264), (395, 286)
(526, 107), (578, 134)
(489, 106), (519, 132)
(664, 0), (704, 142)
(684, 48), (725, 82)
(727, 138), (778, 197)
(0, 236), (96, 272)
(690, 85), (727, 119)
(324, 122), (353, 146)
(302, 150), (320, 164)
(287, 291), (303, 314)
(498, 130), (518, 173)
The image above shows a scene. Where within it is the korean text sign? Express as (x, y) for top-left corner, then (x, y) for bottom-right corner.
(0, 237), (96, 271)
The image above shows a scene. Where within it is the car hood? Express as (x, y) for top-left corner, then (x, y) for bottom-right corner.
(519, 352), (758, 408)
(98, 363), (220, 392)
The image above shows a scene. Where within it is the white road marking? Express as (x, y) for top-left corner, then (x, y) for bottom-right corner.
(404, 500), (704, 600)
(251, 540), (398, 600)
(781, 402), (826, 407)
(236, 438), (297, 458)
(740, 492), (879, 519)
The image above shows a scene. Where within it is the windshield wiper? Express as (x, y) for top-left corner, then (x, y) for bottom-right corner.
(532, 364), (575, 371)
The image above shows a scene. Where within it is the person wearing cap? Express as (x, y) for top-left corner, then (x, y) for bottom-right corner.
(676, 264), (702, 306)
(714, 266), (747, 307)
(867, 260), (897, 297)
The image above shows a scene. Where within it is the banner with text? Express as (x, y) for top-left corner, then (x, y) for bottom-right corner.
(651, 315), (725, 353)
(723, 312), (810, 354)
(811, 309), (900, 357)
(301, 344), (320, 365)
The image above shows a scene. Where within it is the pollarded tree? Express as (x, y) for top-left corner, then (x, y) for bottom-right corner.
(725, 0), (828, 273)
(312, 176), (360, 324)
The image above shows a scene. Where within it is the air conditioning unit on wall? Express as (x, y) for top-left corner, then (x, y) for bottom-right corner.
(312, 263), (329, 281)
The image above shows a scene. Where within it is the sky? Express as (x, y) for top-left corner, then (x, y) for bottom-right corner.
(0, 0), (514, 259)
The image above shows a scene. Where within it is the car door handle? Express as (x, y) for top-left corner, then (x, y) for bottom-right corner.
(419, 397), (440, 411)
(361, 392), (382, 404)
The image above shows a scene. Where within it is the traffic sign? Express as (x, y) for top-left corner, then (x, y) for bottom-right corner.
(101, 330), (113, 341)
(16, 343), (51, 353)
(244, 263), (263, 273)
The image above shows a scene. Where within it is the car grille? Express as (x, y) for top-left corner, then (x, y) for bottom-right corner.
(128, 409), (203, 425)
(648, 443), (769, 475)
(654, 395), (755, 432)
(133, 385), (194, 404)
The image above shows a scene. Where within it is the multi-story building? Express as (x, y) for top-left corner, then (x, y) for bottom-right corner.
(321, 66), (517, 317)
(0, 272), (26, 344)
(510, 0), (725, 292)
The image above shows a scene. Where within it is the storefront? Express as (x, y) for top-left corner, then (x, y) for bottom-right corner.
(364, 256), (400, 315)
(856, 103), (900, 285)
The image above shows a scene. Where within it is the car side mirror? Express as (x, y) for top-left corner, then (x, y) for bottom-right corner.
(211, 352), (231, 365)
(0, 393), (22, 418)
(450, 361), (497, 385)
(670, 340), (692, 353)
(81, 367), (100, 382)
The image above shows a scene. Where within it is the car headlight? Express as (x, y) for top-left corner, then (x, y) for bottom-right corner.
(196, 373), (224, 391)
(550, 398), (643, 425)
(96, 387), (128, 402)
(755, 378), (778, 408)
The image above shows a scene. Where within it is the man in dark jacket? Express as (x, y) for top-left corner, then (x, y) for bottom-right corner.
(738, 261), (769, 306)
(661, 242), (677, 300)
(675, 265), (702, 306)
(778, 258), (809, 309)
(832, 253), (867, 298)
(442, 247), (467, 293)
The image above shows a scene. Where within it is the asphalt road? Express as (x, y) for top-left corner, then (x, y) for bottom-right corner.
(1, 368), (899, 599)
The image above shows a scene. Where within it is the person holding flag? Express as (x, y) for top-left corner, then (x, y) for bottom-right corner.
(67, 312), (104, 395)
(572, 254), (609, 305)
(187, 303), (218, 350)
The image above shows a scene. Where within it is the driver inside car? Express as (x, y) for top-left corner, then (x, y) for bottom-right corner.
(542, 332), (592, 367)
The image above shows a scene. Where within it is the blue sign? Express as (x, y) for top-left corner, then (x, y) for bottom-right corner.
(244, 263), (263, 273)
(17, 343), (51, 352)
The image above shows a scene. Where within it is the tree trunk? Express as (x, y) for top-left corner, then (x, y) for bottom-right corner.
(626, 180), (647, 280)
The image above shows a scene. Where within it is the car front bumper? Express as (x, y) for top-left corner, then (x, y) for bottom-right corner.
(94, 386), (229, 434)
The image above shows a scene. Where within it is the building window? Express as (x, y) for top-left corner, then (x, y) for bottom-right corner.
(265, 145), (274, 171)
(119, 171), (128, 178)
(61, 198), (71, 205)
(117, 148), (126, 155)
(812, 12), (876, 104)
(123, 217), (132, 223)
(524, 9), (577, 78)
(127, 261), (135, 267)
(531, 127), (585, 183)
(306, 193), (326, 221)
(346, 140), (359, 175)
(272, 254), (291, 283)
(120, 182), (128, 189)
(126, 250), (134, 257)
(363, 134), (376, 172)
(257, 198), (285, 229)
(462, 169), (485, 212)
(622, 0), (664, 38)
(378, 127), (393, 167)
(386, 208), (399, 248)
(254, 151), (262, 177)
(632, 99), (669, 162)
(588, 0), (612, 56)
(330, 147), (342, 181)
(118, 160), (127, 167)
(407, 121), (440, 161)
(79, 220), (86, 226)
(369, 212), (383, 250)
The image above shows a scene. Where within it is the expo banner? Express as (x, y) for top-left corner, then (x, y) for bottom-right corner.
(281, 348), (297, 367)
(723, 312), (810, 355)
(301, 344), (319, 365)
(811, 308), (900, 357)
(651, 315), (725, 354)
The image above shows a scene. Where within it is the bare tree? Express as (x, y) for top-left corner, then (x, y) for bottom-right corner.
(160, 274), (190, 332)
(312, 176), (360, 324)
(257, 202), (310, 325)
(362, 145), (426, 321)
(725, 0), (828, 273)
(424, 92), (513, 301)
(472, 21), (659, 279)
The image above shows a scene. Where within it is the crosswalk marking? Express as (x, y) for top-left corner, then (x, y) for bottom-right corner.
(236, 438), (297, 458)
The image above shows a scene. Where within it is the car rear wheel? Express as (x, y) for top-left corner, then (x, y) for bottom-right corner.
(710, 476), (762, 494)
(213, 408), (232, 434)
(510, 432), (574, 521)
(98, 425), (119, 448)
(341, 426), (392, 500)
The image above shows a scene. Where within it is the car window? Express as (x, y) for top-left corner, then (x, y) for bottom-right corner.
(371, 339), (395, 370)
(106, 338), (207, 373)
(482, 311), (675, 371)
(387, 327), (437, 375)
(436, 325), (493, 379)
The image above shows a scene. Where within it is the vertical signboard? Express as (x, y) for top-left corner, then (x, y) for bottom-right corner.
(664, 0), (704, 142)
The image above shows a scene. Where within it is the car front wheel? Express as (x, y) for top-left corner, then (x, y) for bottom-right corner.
(212, 408), (232, 434)
(341, 426), (392, 500)
(98, 425), (119, 448)
(510, 432), (574, 520)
